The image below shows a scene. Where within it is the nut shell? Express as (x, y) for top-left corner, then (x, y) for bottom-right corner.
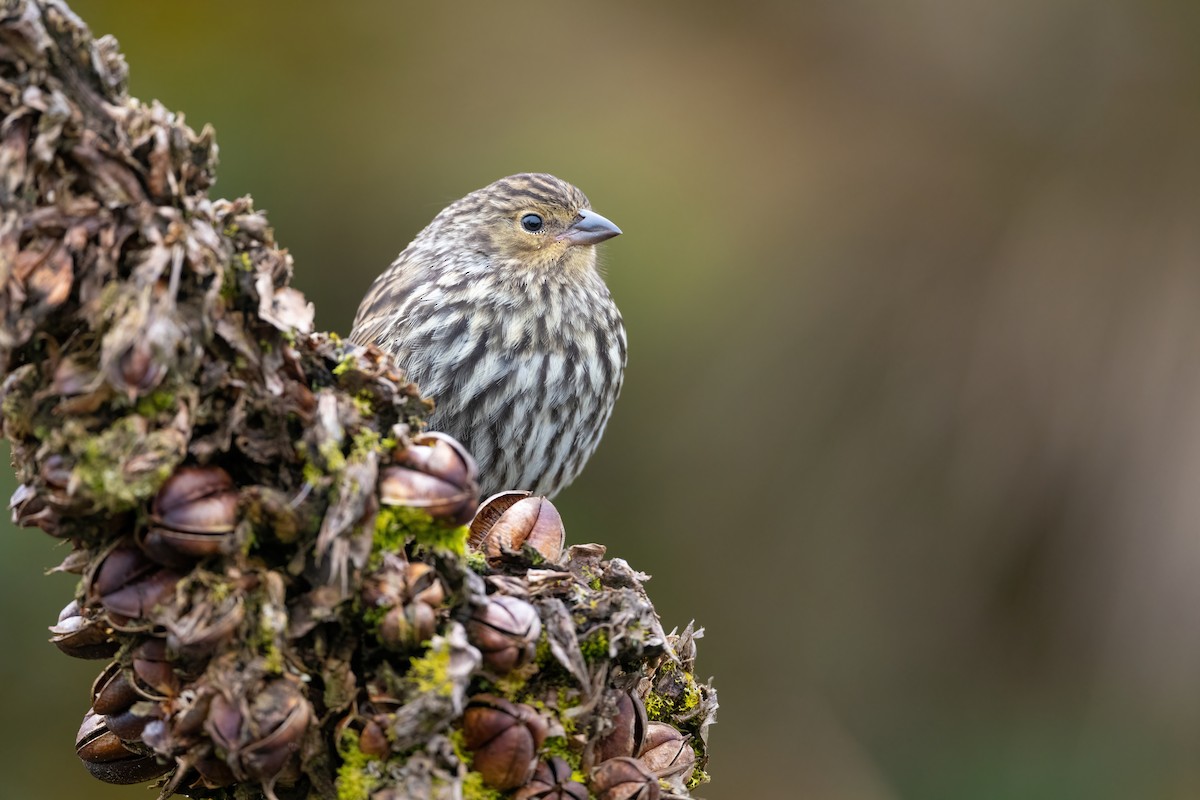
(638, 722), (695, 779)
(379, 432), (479, 524)
(514, 757), (589, 800)
(466, 595), (542, 674)
(462, 694), (549, 790)
(471, 493), (565, 565)
(593, 691), (648, 763)
(50, 600), (119, 659)
(76, 710), (172, 785)
(589, 757), (661, 800)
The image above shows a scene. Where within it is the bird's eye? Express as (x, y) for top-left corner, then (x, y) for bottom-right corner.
(520, 213), (544, 233)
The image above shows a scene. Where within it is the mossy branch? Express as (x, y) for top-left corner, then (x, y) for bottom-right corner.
(0, 2), (716, 799)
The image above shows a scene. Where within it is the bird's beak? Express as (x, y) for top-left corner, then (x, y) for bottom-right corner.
(558, 209), (622, 246)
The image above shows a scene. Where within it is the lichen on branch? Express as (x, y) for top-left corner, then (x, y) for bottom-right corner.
(0, 2), (717, 799)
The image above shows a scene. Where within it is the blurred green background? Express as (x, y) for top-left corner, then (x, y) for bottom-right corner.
(4, 1), (1200, 798)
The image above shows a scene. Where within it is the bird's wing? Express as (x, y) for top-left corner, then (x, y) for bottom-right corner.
(348, 254), (422, 347)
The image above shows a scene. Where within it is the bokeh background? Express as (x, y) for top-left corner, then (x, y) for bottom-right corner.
(4, 1), (1200, 798)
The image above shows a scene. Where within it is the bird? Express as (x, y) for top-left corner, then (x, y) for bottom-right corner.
(349, 173), (626, 499)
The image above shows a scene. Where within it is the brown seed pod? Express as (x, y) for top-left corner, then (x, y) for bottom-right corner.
(514, 757), (589, 800)
(466, 595), (542, 674)
(104, 701), (164, 743)
(638, 722), (695, 780)
(9, 483), (64, 535)
(206, 680), (312, 786)
(76, 710), (172, 785)
(88, 545), (183, 626)
(379, 602), (438, 650)
(140, 465), (239, 566)
(462, 694), (549, 790)
(130, 637), (179, 698)
(112, 338), (166, 397)
(589, 757), (661, 800)
(92, 661), (139, 716)
(468, 490), (530, 546)
(470, 493), (565, 565)
(592, 691), (648, 764)
(364, 555), (448, 649)
(359, 719), (390, 760)
(379, 432), (479, 524)
(90, 658), (168, 742)
(49, 599), (119, 659)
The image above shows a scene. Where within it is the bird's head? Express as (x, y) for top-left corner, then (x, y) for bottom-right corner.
(445, 173), (621, 276)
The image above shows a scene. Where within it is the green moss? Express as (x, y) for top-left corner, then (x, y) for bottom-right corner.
(253, 616), (284, 674)
(353, 391), (375, 418)
(361, 597), (387, 633)
(135, 388), (176, 417)
(462, 768), (502, 800)
(335, 731), (381, 800)
(238, 252), (252, 271)
(408, 641), (454, 697)
(644, 691), (669, 720)
(318, 438), (348, 474)
(682, 673), (703, 711)
(350, 428), (380, 459)
(492, 669), (535, 700)
(579, 565), (602, 591)
(71, 415), (179, 512)
(465, 549), (490, 573)
(219, 267), (239, 303)
(540, 736), (581, 770)
(687, 766), (711, 790)
(534, 633), (554, 668)
(332, 351), (356, 377)
(645, 667), (703, 722)
(556, 687), (580, 734)
(579, 630), (610, 663)
(372, 505), (468, 566)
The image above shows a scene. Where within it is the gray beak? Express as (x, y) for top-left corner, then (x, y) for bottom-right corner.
(558, 208), (622, 246)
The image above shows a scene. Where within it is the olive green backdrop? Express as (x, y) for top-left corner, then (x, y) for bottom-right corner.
(4, 1), (1200, 798)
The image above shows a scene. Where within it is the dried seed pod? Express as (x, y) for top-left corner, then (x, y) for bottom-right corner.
(462, 694), (549, 790)
(468, 490), (530, 546)
(130, 637), (179, 698)
(471, 493), (565, 564)
(379, 602), (438, 650)
(40, 453), (72, 490)
(76, 710), (172, 785)
(466, 595), (541, 674)
(104, 701), (164, 742)
(638, 722), (695, 779)
(90, 659), (166, 741)
(359, 719), (390, 760)
(589, 757), (661, 800)
(88, 545), (183, 626)
(50, 599), (119, 659)
(406, 561), (446, 607)
(10, 483), (64, 535)
(92, 661), (139, 716)
(365, 555), (448, 649)
(379, 432), (479, 524)
(514, 757), (589, 800)
(113, 338), (166, 396)
(140, 465), (239, 566)
(592, 691), (648, 763)
(206, 680), (312, 786)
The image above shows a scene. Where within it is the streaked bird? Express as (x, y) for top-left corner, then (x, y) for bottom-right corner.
(350, 173), (625, 498)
